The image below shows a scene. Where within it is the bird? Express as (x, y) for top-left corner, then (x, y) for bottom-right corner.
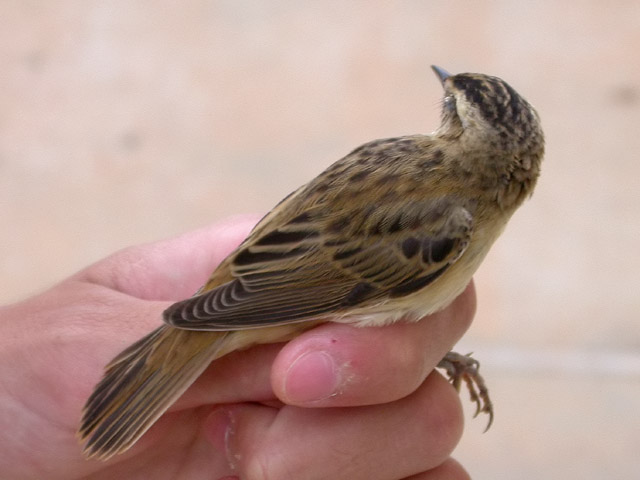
(78, 65), (544, 460)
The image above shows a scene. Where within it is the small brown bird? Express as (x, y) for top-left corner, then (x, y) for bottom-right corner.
(79, 66), (544, 460)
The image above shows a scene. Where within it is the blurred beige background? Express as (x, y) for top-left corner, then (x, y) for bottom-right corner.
(1, 1), (639, 478)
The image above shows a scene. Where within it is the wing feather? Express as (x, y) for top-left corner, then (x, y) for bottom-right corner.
(164, 198), (473, 330)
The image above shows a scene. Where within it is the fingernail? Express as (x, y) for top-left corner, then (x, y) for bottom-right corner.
(284, 351), (340, 403)
(205, 408), (233, 454)
(206, 408), (241, 472)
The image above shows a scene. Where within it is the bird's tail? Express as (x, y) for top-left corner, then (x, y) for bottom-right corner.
(78, 325), (227, 460)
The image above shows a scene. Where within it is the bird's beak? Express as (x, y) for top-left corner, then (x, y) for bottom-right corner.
(431, 65), (451, 86)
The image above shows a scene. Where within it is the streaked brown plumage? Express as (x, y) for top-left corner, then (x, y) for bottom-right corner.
(79, 66), (544, 460)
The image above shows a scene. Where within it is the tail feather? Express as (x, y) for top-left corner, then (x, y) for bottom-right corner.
(78, 326), (227, 460)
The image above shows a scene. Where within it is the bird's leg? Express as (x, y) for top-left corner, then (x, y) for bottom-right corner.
(437, 351), (494, 431)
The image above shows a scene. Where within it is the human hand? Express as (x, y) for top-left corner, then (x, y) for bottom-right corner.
(0, 216), (473, 480)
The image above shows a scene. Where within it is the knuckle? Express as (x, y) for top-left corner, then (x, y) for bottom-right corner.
(242, 448), (297, 480)
(436, 388), (465, 450)
(243, 452), (273, 480)
(417, 376), (465, 457)
(385, 334), (430, 395)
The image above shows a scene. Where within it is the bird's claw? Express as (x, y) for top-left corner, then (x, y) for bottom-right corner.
(437, 351), (494, 431)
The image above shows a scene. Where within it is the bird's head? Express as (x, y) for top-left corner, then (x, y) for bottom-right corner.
(431, 65), (544, 161)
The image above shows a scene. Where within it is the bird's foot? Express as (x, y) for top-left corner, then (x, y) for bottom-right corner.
(437, 350), (494, 431)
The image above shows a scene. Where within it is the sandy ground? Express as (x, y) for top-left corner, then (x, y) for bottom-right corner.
(1, 1), (639, 478)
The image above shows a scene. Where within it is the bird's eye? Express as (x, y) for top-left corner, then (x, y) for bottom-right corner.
(443, 95), (456, 113)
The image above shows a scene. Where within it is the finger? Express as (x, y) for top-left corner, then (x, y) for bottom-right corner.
(173, 342), (284, 409)
(271, 282), (476, 407)
(206, 373), (464, 480)
(74, 214), (260, 300)
(404, 458), (471, 480)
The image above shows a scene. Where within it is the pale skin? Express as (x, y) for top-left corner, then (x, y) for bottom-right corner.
(0, 216), (474, 480)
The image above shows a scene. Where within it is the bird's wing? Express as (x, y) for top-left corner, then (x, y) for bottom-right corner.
(163, 199), (473, 330)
